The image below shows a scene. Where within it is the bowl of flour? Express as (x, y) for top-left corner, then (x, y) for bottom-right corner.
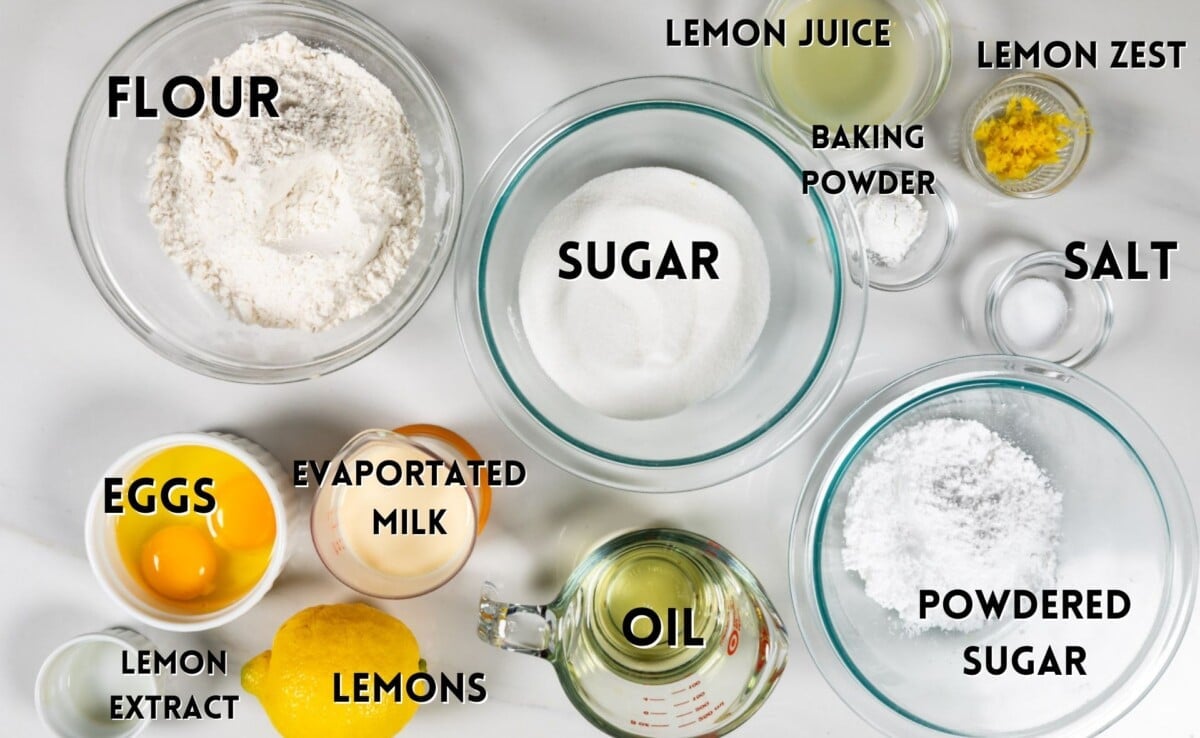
(455, 77), (868, 492)
(67, 0), (462, 382)
(790, 355), (1197, 737)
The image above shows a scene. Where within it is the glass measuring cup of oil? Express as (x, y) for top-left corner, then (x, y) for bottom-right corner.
(478, 528), (788, 737)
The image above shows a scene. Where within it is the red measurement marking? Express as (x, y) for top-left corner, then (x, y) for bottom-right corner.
(643, 697), (665, 702)
(671, 687), (689, 695)
(674, 701), (689, 708)
(693, 701), (710, 713)
(679, 721), (696, 728)
(644, 711), (667, 716)
(650, 724), (669, 729)
(676, 712), (692, 719)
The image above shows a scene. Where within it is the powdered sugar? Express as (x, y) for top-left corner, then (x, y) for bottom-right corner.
(149, 32), (423, 331)
(842, 418), (1063, 634)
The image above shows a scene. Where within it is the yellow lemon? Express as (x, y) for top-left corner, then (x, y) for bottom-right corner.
(242, 603), (422, 738)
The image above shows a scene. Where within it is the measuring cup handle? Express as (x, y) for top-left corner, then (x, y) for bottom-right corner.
(477, 582), (556, 659)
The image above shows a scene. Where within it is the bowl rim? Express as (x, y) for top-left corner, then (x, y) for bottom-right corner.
(789, 354), (1198, 737)
(985, 250), (1114, 368)
(755, 0), (953, 131)
(64, 0), (463, 383)
(960, 71), (1092, 199)
(857, 161), (958, 292)
(453, 74), (868, 492)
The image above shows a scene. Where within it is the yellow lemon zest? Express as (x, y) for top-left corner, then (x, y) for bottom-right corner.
(974, 96), (1076, 181)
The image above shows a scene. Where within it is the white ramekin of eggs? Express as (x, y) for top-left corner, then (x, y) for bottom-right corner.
(85, 433), (298, 631)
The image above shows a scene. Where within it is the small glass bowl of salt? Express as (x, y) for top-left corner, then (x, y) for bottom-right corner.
(853, 162), (957, 291)
(986, 250), (1114, 368)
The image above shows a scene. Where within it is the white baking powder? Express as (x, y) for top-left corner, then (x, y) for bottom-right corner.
(518, 167), (770, 420)
(149, 33), (423, 331)
(855, 193), (927, 266)
(842, 418), (1063, 634)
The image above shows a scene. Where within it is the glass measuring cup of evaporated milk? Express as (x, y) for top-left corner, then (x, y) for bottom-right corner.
(478, 528), (788, 737)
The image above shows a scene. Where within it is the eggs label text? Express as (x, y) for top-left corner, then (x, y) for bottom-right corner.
(104, 477), (216, 515)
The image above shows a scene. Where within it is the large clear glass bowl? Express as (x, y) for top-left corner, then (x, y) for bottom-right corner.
(790, 355), (1197, 736)
(66, 0), (462, 382)
(455, 76), (867, 492)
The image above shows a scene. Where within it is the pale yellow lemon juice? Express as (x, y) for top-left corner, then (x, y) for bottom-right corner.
(764, 0), (917, 127)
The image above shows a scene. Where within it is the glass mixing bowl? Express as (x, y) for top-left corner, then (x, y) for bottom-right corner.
(790, 355), (1197, 737)
(455, 76), (867, 492)
(66, 0), (462, 382)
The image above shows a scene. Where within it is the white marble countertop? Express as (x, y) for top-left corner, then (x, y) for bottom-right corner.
(1, 0), (1197, 735)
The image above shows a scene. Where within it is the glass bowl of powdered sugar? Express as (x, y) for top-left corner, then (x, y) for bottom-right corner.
(790, 355), (1197, 737)
(67, 0), (461, 382)
(455, 76), (868, 492)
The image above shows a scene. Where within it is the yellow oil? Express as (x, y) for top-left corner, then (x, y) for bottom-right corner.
(765, 0), (917, 127)
(587, 544), (722, 677)
(113, 445), (276, 614)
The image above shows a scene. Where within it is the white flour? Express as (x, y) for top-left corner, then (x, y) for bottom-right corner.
(518, 167), (770, 420)
(149, 33), (423, 331)
(842, 418), (1063, 634)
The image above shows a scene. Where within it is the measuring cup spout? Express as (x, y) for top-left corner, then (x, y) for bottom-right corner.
(477, 582), (556, 659)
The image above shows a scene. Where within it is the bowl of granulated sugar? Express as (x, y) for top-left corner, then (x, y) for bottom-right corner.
(791, 354), (1197, 737)
(455, 76), (868, 492)
(67, 0), (462, 382)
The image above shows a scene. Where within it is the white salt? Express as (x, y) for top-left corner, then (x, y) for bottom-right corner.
(1001, 277), (1069, 349)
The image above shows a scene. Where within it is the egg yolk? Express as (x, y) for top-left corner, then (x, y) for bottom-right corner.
(140, 525), (218, 601)
(208, 472), (276, 551)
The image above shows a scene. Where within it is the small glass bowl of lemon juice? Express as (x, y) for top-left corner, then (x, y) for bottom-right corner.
(757, 0), (951, 130)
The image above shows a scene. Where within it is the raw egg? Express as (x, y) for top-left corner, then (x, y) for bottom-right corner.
(113, 443), (277, 614)
(140, 525), (218, 601)
(208, 472), (277, 551)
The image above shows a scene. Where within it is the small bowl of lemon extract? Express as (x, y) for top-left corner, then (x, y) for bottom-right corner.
(85, 433), (298, 631)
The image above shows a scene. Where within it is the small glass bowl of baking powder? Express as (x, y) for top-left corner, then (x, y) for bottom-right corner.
(986, 251), (1114, 368)
(854, 162), (957, 291)
(790, 355), (1197, 737)
(66, 0), (462, 382)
